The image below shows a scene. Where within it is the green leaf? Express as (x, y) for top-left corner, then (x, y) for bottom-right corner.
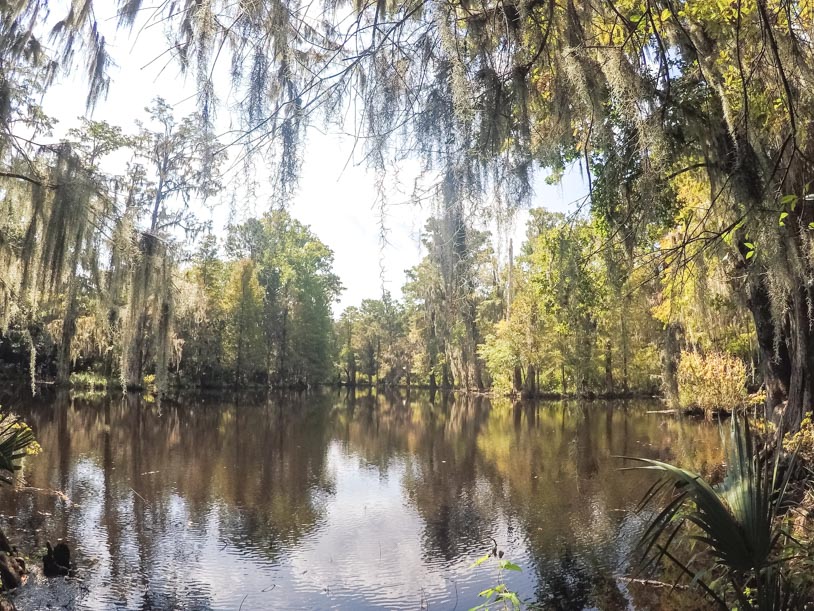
(745, 250), (754, 260)
(499, 560), (522, 572)
(743, 242), (754, 249)
(780, 194), (798, 207)
(471, 553), (491, 568)
(504, 592), (522, 609)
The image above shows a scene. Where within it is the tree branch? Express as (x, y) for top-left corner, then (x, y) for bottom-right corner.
(0, 171), (56, 189)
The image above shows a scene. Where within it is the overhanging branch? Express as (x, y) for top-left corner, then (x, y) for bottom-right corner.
(0, 171), (56, 189)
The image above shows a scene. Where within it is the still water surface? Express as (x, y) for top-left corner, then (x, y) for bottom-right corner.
(0, 390), (724, 610)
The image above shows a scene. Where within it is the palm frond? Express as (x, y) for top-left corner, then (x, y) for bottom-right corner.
(0, 408), (38, 484)
(619, 414), (806, 609)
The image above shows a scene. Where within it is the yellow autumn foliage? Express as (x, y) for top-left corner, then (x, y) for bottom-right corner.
(677, 351), (746, 414)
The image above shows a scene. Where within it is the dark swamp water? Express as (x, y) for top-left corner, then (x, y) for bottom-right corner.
(0, 389), (726, 610)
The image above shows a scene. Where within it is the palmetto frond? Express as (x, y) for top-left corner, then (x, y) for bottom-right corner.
(0, 410), (38, 485)
(620, 415), (806, 610)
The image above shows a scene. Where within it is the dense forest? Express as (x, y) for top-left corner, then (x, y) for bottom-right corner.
(0, 87), (771, 414)
(0, 60), (684, 397)
(3, 0), (813, 429)
(3, 0), (814, 607)
(0, 95), (340, 391)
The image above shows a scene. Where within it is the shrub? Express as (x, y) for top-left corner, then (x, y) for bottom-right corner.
(0, 409), (40, 484)
(69, 371), (108, 390)
(624, 416), (811, 609)
(784, 415), (814, 464)
(479, 326), (519, 396)
(677, 350), (746, 414)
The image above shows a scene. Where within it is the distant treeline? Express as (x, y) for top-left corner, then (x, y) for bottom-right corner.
(0, 189), (754, 403)
(0, 208), (340, 391)
(334, 207), (752, 404)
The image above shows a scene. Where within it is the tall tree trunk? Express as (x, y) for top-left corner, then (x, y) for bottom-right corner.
(149, 156), (168, 232)
(278, 304), (288, 385)
(744, 265), (813, 433)
(661, 322), (682, 409)
(604, 339), (613, 395)
(704, 92), (808, 429)
(236, 281), (245, 388)
(441, 363), (451, 389)
(472, 357), (485, 391)
(620, 309), (629, 392)
(781, 286), (814, 432)
(560, 363), (567, 395)
(127, 316), (147, 389)
(125, 235), (160, 390)
(57, 286), (78, 385)
(513, 365), (523, 394)
(523, 364), (536, 398)
(57, 223), (86, 385)
(745, 278), (790, 411)
(375, 337), (380, 385)
(465, 304), (484, 390)
(56, 270), (79, 385)
(506, 239), (513, 321)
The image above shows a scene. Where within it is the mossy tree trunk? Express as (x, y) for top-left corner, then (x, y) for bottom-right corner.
(661, 323), (682, 409)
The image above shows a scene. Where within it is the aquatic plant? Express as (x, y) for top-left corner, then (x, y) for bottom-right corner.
(623, 416), (811, 609)
(470, 540), (523, 611)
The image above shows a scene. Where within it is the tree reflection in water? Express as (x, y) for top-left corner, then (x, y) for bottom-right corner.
(0, 389), (721, 610)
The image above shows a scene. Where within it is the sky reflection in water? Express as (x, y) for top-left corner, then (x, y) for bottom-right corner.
(0, 389), (724, 610)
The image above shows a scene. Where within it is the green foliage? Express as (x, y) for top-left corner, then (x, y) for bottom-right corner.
(237, 210), (341, 386)
(478, 321), (520, 395)
(336, 294), (410, 386)
(478, 210), (663, 397)
(330, 207), (668, 396)
(469, 544), (523, 611)
(784, 416), (814, 464)
(405, 211), (495, 390)
(0, 80), (225, 393)
(222, 260), (266, 383)
(69, 371), (108, 390)
(677, 351), (746, 415)
(624, 416), (811, 609)
(0, 408), (40, 484)
(6, 0), (814, 426)
(0, 79), (340, 395)
(175, 211), (342, 387)
(174, 234), (228, 385)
